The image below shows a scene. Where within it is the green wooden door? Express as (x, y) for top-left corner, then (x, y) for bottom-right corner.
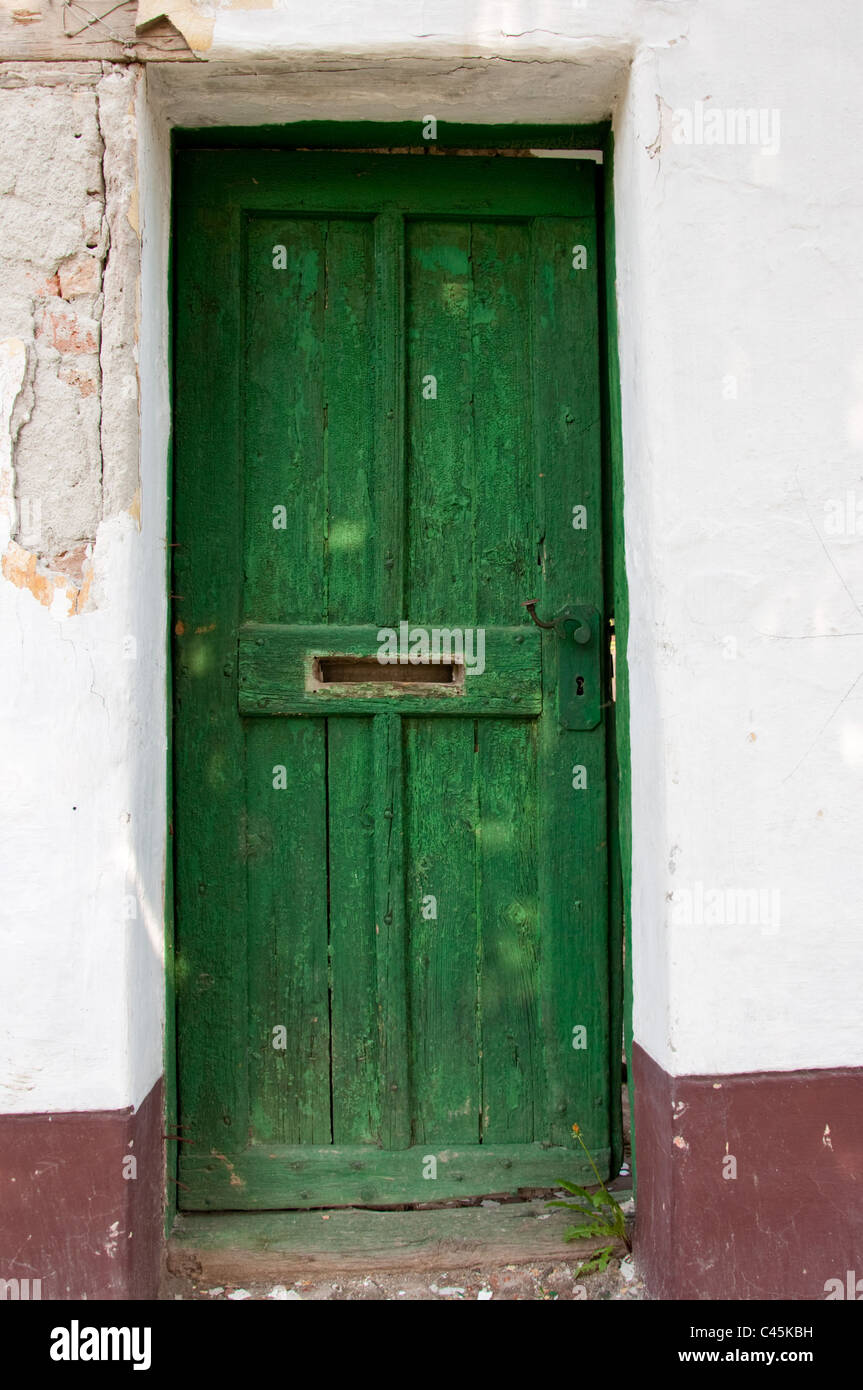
(173, 151), (612, 1209)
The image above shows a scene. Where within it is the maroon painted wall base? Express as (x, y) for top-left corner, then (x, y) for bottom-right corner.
(0, 1077), (163, 1300)
(633, 1043), (863, 1300)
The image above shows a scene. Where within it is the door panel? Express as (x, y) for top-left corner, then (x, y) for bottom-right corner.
(405, 219), (536, 621)
(245, 718), (330, 1146)
(173, 152), (610, 1209)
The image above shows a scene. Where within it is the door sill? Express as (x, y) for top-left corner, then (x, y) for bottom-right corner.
(165, 1199), (631, 1285)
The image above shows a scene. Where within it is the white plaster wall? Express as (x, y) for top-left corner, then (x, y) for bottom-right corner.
(0, 509), (166, 1115)
(612, 1), (863, 1075)
(0, 509), (166, 1114)
(166, 0), (671, 69)
(127, 74), (172, 1109)
(0, 69), (167, 1114)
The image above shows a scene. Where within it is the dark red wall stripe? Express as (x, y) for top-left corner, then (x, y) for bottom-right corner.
(0, 1077), (163, 1300)
(633, 1044), (863, 1300)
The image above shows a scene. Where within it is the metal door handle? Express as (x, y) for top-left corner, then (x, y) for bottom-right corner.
(522, 599), (591, 644)
(521, 599), (600, 730)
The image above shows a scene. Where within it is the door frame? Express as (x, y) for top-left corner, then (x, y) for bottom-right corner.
(164, 120), (632, 1231)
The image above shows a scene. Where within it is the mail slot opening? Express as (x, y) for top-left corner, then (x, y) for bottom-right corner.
(314, 656), (461, 685)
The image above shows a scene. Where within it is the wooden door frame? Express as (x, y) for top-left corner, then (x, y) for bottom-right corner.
(164, 121), (632, 1232)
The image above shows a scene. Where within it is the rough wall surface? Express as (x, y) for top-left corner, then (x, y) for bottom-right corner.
(0, 61), (168, 1298)
(0, 61), (166, 1123)
(610, 3), (863, 1078)
(0, 64), (140, 588)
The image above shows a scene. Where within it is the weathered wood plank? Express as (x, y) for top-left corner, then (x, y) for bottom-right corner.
(172, 123), (611, 153)
(168, 1199), (625, 1279)
(327, 718), (381, 1144)
(469, 218), (534, 625)
(178, 1143), (605, 1210)
(0, 2), (193, 60)
(374, 210), (405, 624)
(325, 218), (377, 623)
(244, 217), (327, 626)
(173, 202), (250, 1152)
(405, 718), (479, 1145)
(238, 623), (542, 717)
(174, 152), (599, 217)
(462, 217), (546, 1147)
(373, 713), (411, 1149)
(478, 719), (542, 1144)
(405, 219), (474, 621)
(245, 719), (331, 1145)
(532, 215), (610, 1158)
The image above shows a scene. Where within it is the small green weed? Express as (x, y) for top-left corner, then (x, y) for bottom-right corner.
(547, 1123), (632, 1279)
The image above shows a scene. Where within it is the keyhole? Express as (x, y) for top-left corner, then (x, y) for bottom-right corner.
(575, 675), (585, 697)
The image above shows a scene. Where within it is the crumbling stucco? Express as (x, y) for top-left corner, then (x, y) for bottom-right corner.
(99, 67), (144, 522)
(0, 62), (142, 614)
(137, 0), (214, 52)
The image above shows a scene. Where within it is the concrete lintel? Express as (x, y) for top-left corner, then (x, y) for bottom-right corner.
(149, 50), (632, 129)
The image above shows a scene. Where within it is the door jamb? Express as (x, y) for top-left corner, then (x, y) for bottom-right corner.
(164, 121), (633, 1231)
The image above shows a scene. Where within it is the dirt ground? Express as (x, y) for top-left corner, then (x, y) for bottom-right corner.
(164, 1239), (646, 1302)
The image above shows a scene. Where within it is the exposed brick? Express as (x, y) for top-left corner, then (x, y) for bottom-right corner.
(58, 253), (100, 299)
(37, 304), (98, 355)
(58, 364), (98, 397)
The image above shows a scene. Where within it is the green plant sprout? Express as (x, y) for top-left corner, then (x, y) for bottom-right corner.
(547, 1123), (632, 1279)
